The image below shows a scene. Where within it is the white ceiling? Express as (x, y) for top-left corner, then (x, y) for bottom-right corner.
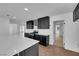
(0, 3), (77, 24)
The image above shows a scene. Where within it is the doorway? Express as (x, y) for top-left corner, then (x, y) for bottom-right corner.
(53, 20), (64, 48)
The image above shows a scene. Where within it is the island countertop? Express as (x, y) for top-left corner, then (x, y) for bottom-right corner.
(0, 35), (39, 56)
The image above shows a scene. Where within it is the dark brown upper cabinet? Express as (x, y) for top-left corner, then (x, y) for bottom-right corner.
(38, 16), (50, 29)
(26, 20), (34, 29)
(73, 3), (79, 22)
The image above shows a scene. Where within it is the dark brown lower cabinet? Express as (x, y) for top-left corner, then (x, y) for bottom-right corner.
(14, 43), (39, 56)
(24, 33), (49, 46)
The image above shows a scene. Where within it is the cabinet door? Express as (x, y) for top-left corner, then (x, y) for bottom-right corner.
(19, 50), (25, 56)
(38, 16), (49, 29)
(26, 20), (34, 29)
(19, 43), (39, 56)
(24, 43), (39, 56)
(42, 36), (46, 43)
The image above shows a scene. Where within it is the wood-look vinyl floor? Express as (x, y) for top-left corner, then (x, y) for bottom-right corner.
(39, 45), (79, 56)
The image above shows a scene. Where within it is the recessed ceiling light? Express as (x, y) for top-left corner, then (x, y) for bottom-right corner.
(12, 16), (16, 19)
(24, 8), (28, 11)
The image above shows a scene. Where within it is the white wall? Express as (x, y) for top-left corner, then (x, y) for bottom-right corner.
(37, 29), (50, 35)
(50, 12), (79, 52)
(0, 17), (21, 36)
(0, 17), (9, 36)
(9, 23), (25, 36)
(9, 24), (19, 35)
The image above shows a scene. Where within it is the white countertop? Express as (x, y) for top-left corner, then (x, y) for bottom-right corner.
(0, 35), (39, 56)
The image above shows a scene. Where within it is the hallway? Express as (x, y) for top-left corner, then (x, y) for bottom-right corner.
(39, 45), (79, 56)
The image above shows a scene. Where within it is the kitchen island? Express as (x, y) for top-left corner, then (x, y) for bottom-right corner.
(0, 35), (39, 56)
